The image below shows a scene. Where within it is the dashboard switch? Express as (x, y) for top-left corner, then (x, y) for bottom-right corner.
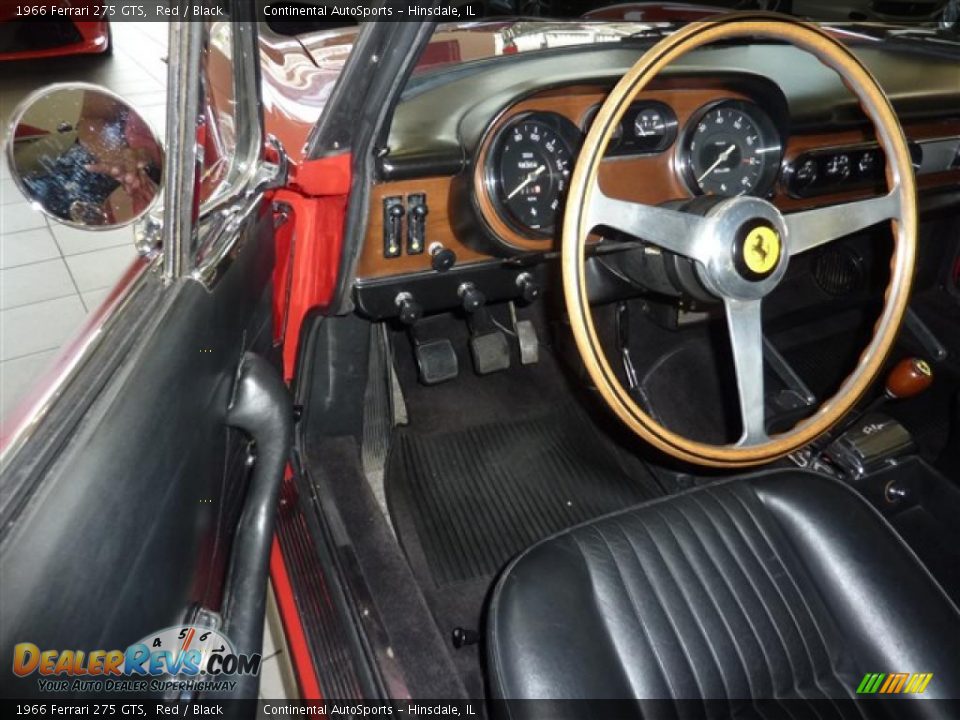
(429, 242), (456, 273)
(407, 193), (428, 255)
(383, 197), (404, 258)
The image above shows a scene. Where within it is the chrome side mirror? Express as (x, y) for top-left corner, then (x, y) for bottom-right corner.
(5, 83), (164, 230)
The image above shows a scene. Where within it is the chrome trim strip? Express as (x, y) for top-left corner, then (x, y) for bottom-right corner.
(189, 21), (287, 290)
(163, 21), (204, 280)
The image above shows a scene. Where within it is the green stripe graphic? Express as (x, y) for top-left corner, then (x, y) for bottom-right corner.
(869, 673), (886, 694)
(856, 673), (887, 694)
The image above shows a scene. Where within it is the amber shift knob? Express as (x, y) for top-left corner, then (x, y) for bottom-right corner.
(885, 357), (933, 399)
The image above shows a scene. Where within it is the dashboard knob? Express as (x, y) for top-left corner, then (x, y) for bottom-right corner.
(458, 283), (485, 314)
(395, 292), (422, 325)
(516, 272), (541, 304)
(429, 242), (456, 273)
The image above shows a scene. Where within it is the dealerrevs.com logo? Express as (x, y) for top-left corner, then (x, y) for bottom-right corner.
(12, 625), (261, 694)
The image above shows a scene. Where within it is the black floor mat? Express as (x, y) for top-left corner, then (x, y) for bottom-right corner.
(384, 328), (665, 697)
(387, 403), (662, 587)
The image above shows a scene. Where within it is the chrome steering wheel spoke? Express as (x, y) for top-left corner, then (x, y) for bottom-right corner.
(724, 298), (768, 446)
(587, 187), (710, 265)
(784, 188), (900, 255)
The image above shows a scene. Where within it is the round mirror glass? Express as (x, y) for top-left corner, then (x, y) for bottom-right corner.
(5, 84), (164, 230)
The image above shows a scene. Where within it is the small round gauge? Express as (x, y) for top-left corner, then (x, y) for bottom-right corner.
(681, 100), (782, 197)
(826, 153), (851, 180)
(857, 150), (878, 176)
(794, 158), (819, 190)
(486, 112), (580, 235)
(635, 108), (667, 140)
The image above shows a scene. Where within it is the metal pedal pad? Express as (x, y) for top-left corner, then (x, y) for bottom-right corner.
(516, 319), (539, 365)
(470, 330), (511, 375)
(415, 338), (459, 385)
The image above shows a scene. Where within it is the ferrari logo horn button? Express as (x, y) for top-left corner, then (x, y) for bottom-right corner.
(733, 221), (782, 280)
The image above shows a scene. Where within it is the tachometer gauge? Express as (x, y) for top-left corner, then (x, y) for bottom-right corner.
(681, 100), (782, 197)
(486, 112), (580, 236)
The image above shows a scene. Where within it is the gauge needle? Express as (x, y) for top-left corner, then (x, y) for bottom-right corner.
(507, 165), (546, 200)
(697, 144), (736, 184)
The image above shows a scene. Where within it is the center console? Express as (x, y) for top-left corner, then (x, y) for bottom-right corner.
(792, 408), (960, 604)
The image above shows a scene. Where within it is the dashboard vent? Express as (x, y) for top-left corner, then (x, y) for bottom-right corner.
(814, 247), (864, 297)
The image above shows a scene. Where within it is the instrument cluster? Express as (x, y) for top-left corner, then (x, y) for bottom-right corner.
(482, 97), (784, 239)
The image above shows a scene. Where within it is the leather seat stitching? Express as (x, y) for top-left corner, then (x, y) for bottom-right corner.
(569, 531), (646, 700)
(716, 489), (836, 707)
(727, 488), (870, 716)
(587, 523), (681, 699)
(688, 492), (804, 717)
(636, 509), (738, 705)
(655, 503), (759, 700)
(610, 518), (711, 703)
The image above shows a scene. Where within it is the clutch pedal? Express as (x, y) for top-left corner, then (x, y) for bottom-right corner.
(415, 338), (459, 385)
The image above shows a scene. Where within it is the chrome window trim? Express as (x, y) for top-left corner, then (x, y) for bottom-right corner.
(162, 21), (204, 280)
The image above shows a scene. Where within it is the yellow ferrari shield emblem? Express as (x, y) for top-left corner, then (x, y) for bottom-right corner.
(743, 226), (781, 275)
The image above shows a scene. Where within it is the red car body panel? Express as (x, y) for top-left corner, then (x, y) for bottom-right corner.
(271, 153), (353, 382)
(0, 13), (110, 61)
(270, 533), (324, 700)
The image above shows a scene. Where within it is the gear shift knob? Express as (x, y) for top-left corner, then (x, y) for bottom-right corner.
(885, 357), (933, 399)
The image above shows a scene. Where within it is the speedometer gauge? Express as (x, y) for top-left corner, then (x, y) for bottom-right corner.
(680, 100), (782, 198)
(486, 112), (580, 236)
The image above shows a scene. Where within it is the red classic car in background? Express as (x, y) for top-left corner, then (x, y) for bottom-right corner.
(0, 1), (110, 61)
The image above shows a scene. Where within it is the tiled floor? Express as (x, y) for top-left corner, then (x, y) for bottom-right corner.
(0, 23), (168, 420)
(261, 586), (300, 700)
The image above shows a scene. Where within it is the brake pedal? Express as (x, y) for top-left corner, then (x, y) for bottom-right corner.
(470, 330), (510, 375)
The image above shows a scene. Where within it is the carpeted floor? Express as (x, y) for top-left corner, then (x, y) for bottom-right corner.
(384, 337), (664, 695)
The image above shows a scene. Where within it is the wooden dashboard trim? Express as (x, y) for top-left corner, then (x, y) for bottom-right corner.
(359, 82), (960, 280)
(470, 85), (756, 253)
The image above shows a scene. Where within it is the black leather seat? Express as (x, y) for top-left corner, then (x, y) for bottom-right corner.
(488, 470), (960, 714)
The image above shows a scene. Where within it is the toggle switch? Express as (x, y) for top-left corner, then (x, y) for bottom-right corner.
(383, 196), (404, 258)
(407, 193), (427, 255)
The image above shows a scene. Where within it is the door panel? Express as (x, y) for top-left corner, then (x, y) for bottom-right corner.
(0, 206), (276, 696)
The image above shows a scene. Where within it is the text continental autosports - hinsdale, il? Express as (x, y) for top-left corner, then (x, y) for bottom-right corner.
(261, 4), (475, 19)
(263, 704), (476, 716)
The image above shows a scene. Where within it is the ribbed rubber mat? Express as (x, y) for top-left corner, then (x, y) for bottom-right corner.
(386, 405), (661, 586)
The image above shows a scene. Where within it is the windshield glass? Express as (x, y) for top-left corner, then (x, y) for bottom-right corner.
(402, 1), (957, 77)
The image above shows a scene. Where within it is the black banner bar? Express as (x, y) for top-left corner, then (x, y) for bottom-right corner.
(3, 1), (953, 23)
(4, 699), (960, 720)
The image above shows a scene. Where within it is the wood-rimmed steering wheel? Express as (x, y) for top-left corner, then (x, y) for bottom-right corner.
(561, 14), (917, 468)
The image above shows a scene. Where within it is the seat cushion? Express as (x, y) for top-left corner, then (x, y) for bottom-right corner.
(487, 470), (960, 711)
